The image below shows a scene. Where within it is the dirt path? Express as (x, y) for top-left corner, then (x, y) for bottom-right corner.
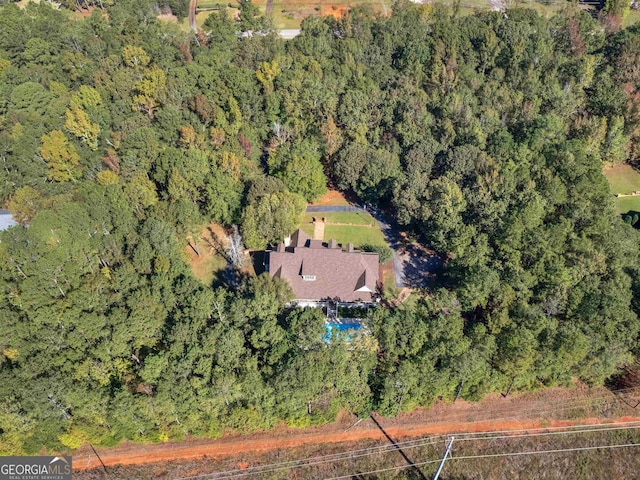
(72, 385), (640, 472)
(313, 220), (325, 240)
(266, 0), (274, 16)
(188, 0), (197, 31)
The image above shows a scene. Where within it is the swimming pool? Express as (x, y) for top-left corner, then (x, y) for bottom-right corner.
(323, 323), (362, 342)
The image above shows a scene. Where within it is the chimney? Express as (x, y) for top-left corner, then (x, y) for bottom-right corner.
(277, 243), (285, 252)
(346, 243), (354, 253)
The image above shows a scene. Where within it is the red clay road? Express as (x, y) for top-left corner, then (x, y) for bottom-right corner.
(72, 416), (640, 471)
(71, 385), (640, 471)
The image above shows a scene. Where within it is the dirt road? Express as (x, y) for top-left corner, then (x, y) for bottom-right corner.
(72, 385), (640, 472)
(188, 0), (197, 31)
(74, 417), (640, 472)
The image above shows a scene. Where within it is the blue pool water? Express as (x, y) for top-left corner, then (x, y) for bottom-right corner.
(323, 323), (362, 342)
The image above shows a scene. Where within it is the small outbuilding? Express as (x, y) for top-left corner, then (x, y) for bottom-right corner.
(0, 210), (17, 231)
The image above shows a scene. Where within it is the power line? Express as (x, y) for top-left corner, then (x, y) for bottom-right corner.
(172, 421), (640, 479)
(455, 422), (640, 443)
(172, 438), (442, 480)
(325, 442), (640, 480)
(187, 425), (640, 480)
(172, 421), (640, 480)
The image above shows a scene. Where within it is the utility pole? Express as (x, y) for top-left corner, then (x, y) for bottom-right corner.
(432, 437), (454, 480)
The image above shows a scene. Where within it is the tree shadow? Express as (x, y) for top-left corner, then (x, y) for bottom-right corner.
(205, 225), (228, 259)
(369, 415), (428, 480)
(250, 250), (266, 276)
(605, 363), (640, 410)
(401, 243), (444, 289)
(212, 264), (249, 290)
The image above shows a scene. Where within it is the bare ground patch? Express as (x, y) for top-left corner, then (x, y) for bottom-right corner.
(184, 223), (228, 285)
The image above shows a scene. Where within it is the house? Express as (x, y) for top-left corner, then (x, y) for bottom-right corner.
(266, 229), (379, 305)
(0, 210), (17, 231)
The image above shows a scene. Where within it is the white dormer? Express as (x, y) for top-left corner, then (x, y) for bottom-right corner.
(355, 270), (373, 292)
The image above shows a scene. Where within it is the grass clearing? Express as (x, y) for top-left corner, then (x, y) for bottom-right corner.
(303, 211), (375, 226)
(185, 223), (229, 285)
(615, 196), (640, 215)
(198, 0), (228, 8)
(604, 164), (640, 195)
(323, 224), (387, 247)
(623, 9), (640, 27)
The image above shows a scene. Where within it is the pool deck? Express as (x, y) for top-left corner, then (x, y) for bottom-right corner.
(330, 318), (363, 325)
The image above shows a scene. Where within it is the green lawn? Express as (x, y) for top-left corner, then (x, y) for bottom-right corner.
(299, 222), (315, 238)
(604, 164), (640, 195)
(615, 196), (640, 215)
(303, 211), (375, 226)
(623, 9), (640, 27)
(197, 0), (227, 8)
(603, 164), (640, 215)
(323, 224), (388, 247)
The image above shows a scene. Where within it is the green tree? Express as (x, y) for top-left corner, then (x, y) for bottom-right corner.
(39, 130), (82, 182)
(241, 190), (306, 249)
(268, 141), (327, 201)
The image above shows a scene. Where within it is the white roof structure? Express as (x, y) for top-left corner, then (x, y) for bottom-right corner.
(0, 210), (17, 231)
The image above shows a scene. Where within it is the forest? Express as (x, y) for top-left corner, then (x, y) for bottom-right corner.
(1, 0), (640, 455)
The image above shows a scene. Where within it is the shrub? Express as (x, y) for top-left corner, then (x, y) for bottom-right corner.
(359, 243), (393, 263)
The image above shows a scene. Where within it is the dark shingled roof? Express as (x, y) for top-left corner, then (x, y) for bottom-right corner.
(267, 230), (379, 302)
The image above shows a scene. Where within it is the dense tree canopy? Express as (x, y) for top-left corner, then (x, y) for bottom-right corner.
(1, 0), (640, 455)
